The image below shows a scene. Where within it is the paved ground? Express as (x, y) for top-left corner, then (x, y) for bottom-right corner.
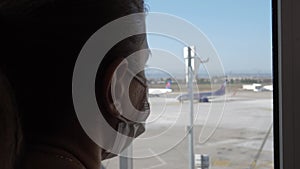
(102, 91), (274, 169)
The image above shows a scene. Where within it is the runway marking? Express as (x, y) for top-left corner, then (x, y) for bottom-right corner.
(254, 161), (274, 169)
(196, 138), (242, 147)
(212, 159), (231, 166)
(233, 161), (274, 169)
(141, 149), (167, 169)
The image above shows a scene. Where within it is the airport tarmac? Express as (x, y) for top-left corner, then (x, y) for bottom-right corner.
(102, 91), (274, 169)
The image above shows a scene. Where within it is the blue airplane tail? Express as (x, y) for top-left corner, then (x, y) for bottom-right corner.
(165, 80), (172, 89)
(213, 81), (226, 95)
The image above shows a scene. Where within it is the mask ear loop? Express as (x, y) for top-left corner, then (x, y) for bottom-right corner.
(108, 119), (143, 156)
(110, 123), (131, 154)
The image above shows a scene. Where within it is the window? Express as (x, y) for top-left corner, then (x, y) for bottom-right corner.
(102, 1), (280, 168)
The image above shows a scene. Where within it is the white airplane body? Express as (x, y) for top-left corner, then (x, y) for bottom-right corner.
(148, 80), (173, 97)
(242, 83), (273, 92)
(148, 88), (172, 96)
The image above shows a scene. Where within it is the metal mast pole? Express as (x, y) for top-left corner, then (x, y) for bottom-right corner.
(187, 47), (195, 169)
(119, 144), (133, 169)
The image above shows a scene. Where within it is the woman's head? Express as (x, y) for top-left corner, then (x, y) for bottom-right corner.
(93, 2), (150, 158)
(0, 0), (149, 164)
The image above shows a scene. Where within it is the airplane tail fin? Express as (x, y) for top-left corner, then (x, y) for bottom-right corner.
(214, 81), (226, 95)
(165, 80), (172, 89)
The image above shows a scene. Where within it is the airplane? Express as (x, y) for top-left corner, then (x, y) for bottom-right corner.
(242, 83), (273, 92)
(176, 81), (227, 102)
(260, 85), (273, 91)
(148, 80), (173, 97)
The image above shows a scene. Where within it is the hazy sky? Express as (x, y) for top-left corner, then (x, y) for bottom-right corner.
(145, 0), (272, 75)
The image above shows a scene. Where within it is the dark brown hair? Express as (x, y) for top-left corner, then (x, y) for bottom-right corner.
(0, 70), (22, 169)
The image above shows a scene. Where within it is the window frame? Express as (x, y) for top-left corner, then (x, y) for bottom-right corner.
(276, 0), (300, 168)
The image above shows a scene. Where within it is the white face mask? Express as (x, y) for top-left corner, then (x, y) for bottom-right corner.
(102, 55), (150, 160)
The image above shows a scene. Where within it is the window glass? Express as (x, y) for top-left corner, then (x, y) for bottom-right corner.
(103, 1), (274, 168)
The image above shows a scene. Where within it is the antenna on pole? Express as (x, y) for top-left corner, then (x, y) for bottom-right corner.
(184, 46), (209, 83)
(184, 46), (209, 169)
